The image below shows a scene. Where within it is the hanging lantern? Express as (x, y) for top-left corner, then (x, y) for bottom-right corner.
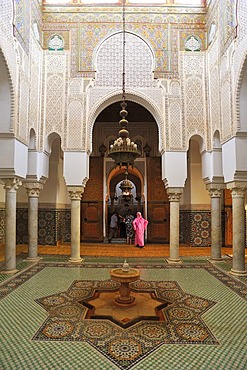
(119, 170), (133, 200)
(108, 0), (140, 168)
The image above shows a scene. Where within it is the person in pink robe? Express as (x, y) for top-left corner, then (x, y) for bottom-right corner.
(132, 212), (148, 249)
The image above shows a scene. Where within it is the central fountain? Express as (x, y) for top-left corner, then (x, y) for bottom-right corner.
(110, 260), (140, 307)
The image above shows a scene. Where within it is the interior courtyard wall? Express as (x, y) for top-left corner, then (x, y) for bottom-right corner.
(1, 0), (246, 247)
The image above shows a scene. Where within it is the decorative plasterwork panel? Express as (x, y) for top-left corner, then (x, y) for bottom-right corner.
(69, 79), (82, 95)
(207, 35), (219, 72)
(80, 24), (169, 78)
(185, 76), (205, 138)
(17, 78), (29, 143)
(86, 88), (164, 154)
(168, 99), (183, 150)
(232, 1), (247, 131)
(13, 0), (31, 53)
(209, 66), (221, 135)
(180, 30), (206, 51)
(221, 76), (232, 141)
(29, 36), (43, 135)
(42, 53), (68, 146)
(95, 32), (153, 88)
(219, 0), (237, 53)
(42, 7), (206, 80)
(42, 7), (205, 24)
(0, 2), (18, 91)
(66, 100), (84, 150)
(181, 53), (207, 148)
(43, 30), (70, 50)
(236, 0), (247, 46)
(45, 75), (64, 137)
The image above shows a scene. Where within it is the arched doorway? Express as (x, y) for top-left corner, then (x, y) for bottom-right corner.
(107, 166), (143, 241)
(80, 100), (169, 243)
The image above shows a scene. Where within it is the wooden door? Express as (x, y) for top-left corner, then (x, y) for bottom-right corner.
(80, 157), (103, 242)
(147, 157), (169, 243)
(148, 203), (169, 242)
(81, 201), (103, 241)
(223, 190), (232, 247)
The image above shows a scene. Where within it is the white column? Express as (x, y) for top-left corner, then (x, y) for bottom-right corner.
(1, 178), (22, 273)
(207, 185), (224, 261)
(68, 186), (84, 263)
(167, 188), (183, 264)
(24, 182), (43, 261)
(228, 183), (247, 276)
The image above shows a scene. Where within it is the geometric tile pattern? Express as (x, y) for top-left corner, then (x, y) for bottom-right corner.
(33, 279), (218, 369)
(180, 211), (211, 246)
(1, 261), (247, 370)
(0, 261), (246, 301)
(16, 209), (71, 245)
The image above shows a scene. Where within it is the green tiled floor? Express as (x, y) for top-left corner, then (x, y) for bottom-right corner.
(0, 260), (247, 369)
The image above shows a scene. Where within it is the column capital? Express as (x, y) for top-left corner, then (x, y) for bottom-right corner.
(227, 182), (247, 197)
(207, 188), (222, 198)
(226, 181), (247, 190)
(67, 186), (84, 200)
(23, 182), (44, 197)
(0, 178), (22, 191)
(166, 187), (183, 202)
(206, 182), (225, 190)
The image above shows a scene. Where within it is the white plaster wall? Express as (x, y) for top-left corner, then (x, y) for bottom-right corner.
(222, 138), (237, 182)
(39, 139), (69, 206)
(56, 155), (70, 206)
(190, 163), (210, 204)
(63, 152), (89, 186)
(162, 151), (187, 187)
(27, 151), (50, 181)
(183, 140), (210, 206)
(0, 138), (27, 178)
(201, 149), (223, 182)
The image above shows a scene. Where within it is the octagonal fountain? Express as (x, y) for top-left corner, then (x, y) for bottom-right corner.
(110, 260), (140, 307)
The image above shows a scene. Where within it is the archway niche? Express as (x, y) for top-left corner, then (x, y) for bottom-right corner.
(0, 49), (12, 133)
(239, 59), (247, 131)
(81, 100), (168, 243)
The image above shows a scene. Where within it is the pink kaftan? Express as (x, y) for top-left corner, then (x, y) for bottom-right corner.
(132, 212), (148, 247)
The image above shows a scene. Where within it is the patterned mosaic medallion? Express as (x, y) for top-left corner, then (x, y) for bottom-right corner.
(33, 279), (219, 369)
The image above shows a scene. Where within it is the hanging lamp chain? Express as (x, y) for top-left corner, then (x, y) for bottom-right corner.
(122, 0), (126, 102)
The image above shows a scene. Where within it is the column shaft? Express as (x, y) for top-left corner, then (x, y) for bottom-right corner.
(207, 187), (223, 261)
(28, 197), (39, 259)
(24, 183), (43, 261)
(2, 179), (22, 273)
(167, 188), (183, 264)
(169, 200), (180, 261)
(68, 187), (84, 263)
(231, 189), (246, 275)
(211, 195), (222, 259)
(70, 198), (81, 261)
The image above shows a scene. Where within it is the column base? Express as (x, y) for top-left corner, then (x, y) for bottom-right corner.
(26, 256), (42, 262)
(209, 257), (223, 262)
(0, 269), (19, 274)
(230, 268), (247, 276)
(69, 257), (83, 263)
(166, 258), (182, 265)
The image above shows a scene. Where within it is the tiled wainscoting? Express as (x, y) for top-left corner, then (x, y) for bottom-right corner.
(180, 210), (211, 247)
(0, 208), (221, 247)
(15, 209), (71, 245)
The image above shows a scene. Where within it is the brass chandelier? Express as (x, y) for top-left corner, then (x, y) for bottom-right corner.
(108, 0), (140, 168)
(119, 169), (134, 200)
